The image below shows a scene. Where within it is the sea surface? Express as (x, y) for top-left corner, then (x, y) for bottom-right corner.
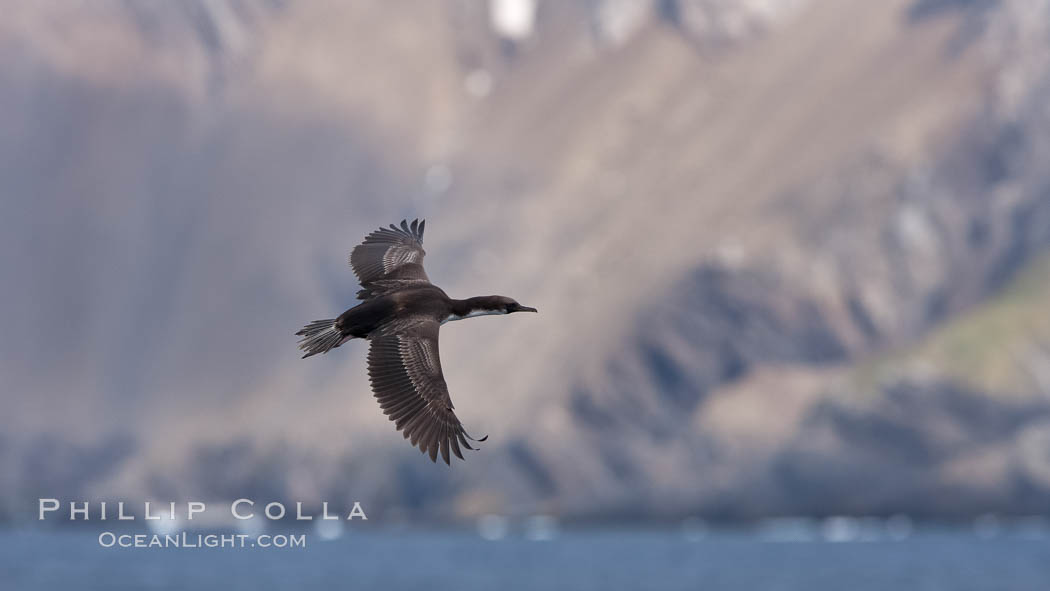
(2, 527), (1049, 590)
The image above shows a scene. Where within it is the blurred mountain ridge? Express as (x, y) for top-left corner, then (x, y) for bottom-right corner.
(4, 0), (1050, 523)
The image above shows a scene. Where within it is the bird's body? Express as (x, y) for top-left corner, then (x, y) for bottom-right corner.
(296, 219), (536, 464)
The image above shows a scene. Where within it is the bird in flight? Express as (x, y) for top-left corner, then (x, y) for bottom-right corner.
(296, 219), (537, 464)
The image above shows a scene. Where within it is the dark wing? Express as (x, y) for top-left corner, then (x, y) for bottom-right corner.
(350, 219), (429, 300)
(366, 320), (486, 464)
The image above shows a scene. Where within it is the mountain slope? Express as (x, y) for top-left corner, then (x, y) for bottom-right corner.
(3, 0), (1050, 522)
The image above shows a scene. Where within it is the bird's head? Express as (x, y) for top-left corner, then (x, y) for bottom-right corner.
(497, 296), (538, 315)
(463, 295), (538, 316)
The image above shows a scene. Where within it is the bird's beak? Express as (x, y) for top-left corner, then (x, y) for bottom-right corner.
(517, 305), (538, 313)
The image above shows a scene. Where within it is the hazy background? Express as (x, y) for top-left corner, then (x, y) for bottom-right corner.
(4, 0), (1050, 530)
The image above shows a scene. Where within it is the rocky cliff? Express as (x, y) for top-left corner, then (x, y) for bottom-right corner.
(3, 0), (1050, 523)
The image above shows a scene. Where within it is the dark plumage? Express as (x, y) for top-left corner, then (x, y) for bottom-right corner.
(296, 219), (537, 464)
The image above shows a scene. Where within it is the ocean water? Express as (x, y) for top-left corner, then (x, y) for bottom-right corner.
(3, 528), (1049, 591)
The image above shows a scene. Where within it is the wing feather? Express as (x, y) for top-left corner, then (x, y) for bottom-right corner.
(350, 219), (430, 300)
(365, 321), (483, 464)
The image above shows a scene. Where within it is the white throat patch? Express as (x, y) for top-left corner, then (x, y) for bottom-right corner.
(441, 309), (506, 324)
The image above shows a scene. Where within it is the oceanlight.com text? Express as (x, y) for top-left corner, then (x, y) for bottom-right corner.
(98, 531), (307, 549)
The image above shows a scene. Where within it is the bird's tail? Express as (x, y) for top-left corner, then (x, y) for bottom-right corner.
(296, 319), (349, 359)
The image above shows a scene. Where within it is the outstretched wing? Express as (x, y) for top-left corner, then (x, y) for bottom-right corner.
(350, 219), (429, 300)
(366, 321), (486, 464)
